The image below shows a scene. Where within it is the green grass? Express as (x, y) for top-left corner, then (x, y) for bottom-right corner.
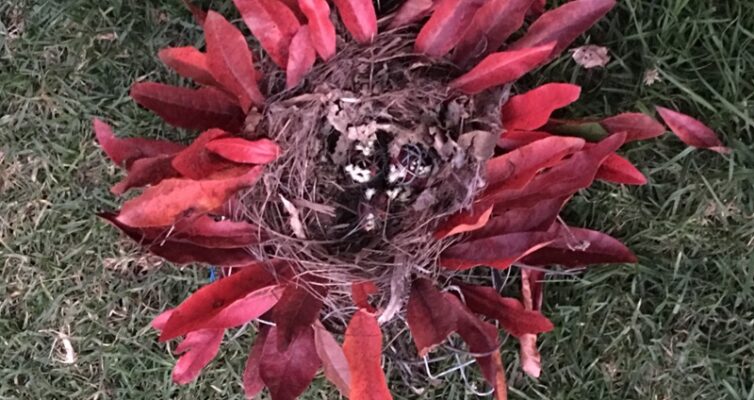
(1, 0), (752, 399)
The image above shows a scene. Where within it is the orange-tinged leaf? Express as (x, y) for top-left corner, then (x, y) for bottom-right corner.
(172, 129), (236, 179)
(159, 47), (219, 87)
(343, 310), (392, 400)
(441, 231), (556, 270)
(453, 0), (534, 63)
(93, 118), (185, 169)
(313, 321), (351, 397)
(159, 261), (283, 341)
(458, 284), (554, 337)
(596, 153), (647, 185)
(450, 43), (555, 94)
(518, 269), (542, 378)
(656, 106), (731, 154)
(286, 26), (317, 89)
(433, 204), (493, 239)
(234, 0), (301, 68)
(600, 112), (666, 142)
(509, 0), (616, 58)
(116, 167), (263, 228)
(205, 11), (265, 111)
(406, 279), (457, 356)
(501, 83), (582, 131)
(298, 0), (337, 60)
(130, 82), (245, 132)
(260, 326), (321, 400)
(522, 226), (636, 267)
(414, 0), (487, 58)
(172, 329), (224, 384)
(388, 0), (435, 29)
(271, 285), (324, 350)
(243, 325), (269, 398)
(111, 154), (181, 195)
(205, 137), (281, 165)
(332, 0), (377, 44)
(351, 281), (378, 312)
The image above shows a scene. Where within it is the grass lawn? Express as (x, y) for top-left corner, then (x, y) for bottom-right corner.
(1, 0), (752, 399)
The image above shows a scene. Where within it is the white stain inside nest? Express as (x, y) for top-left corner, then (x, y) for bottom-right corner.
(388, 164), (407, 184)
(345, 164), (372, 183)
(386, 187), (402, 200)
(363, 213), (376, 231)
(364, 188), (376, 200)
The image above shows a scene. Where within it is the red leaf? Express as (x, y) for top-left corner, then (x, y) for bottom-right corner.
(656, 106), (730, 154)
(518, 268), (543, 378)
(600, 112), (666, 142)
(298, 0), (337, 60)
(485, 136), (585, 190)
(171, 215), (265, 249)
(343, 310), (393, 400)
(406, 278), (457, 356)
(414, 0), (487, 58)
(444, 294), (507, 399)
(234, 0), (301, 68)
(116, 167), (262, 228)
(243, 326), (270, 399)
(497, 130), (552, 150)
(523, 227), (636, 267)
(172, 328), (224, 384)
(596, 153), (647, 185)
(203, 285), (284, 329)
(93, 118), (185, 169)
(159, 261), (284, 341)
(205, 11), (265, 111)
(331, 0), (377, 44)
(260, 326), (321, 400)
(433, 204), (493, 239)
(458, 284), (553, 337)
(111, 155), (181, 195)
(313, 321), (351, 397)
(205, 137), (281, 165)
(171, 129), (237, 179)
(351, 281), (378, 312)
(501, 83), (582, 131)
(286, 26), (317, 89)
(441, 231), (556, 270)
(271, 285), (325, 350)
(468, 196), (568, 240)
(158, 47), (219, 87)
(389, 0), (435, 28)
(182, 0), (208, 26)
(450, 43), (555, 94)
(508, 0), (616, 58)
(99, 213), (259, 266)
(452, 0), (534, 63)
(130, 82), (244, 132)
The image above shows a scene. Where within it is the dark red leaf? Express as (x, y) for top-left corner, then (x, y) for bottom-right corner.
(234, 0), (302, 68)
(172, 328), (224, 384)
(389, 0), (435, 28)
(182, 0), (208, 26)
(171, 215), (265, 248)
(331, 0), (377, 44)
(467, 195), (568, 239)
(458, 284), (553, 337)
(452, 0), (534, 63)
(271, 285), (325, 350)
(313, 321), (351, 397)
(433, 204), (493, 239)
(205, 137), (281, 165)
(600, 112), (666, 142)
(522, 226), (636, 267)
(158, 47), (219, 87)
(508, 0), (616, 58)
(111, 154), (181, 195)
(286, 26), (317, 89)
(204, 11), (265, 111)
(344, 310), (392, 400)
(351, 281), (378, 312)
(441, 231), (556, 270)
(450, 43), (555, 94)
(159, 261), (284, 341)
(171, 129), (237, 179)
(414, 0), (487, 58)
(260, 326), (321, 400)
(656, 106), (731, 154)
(529, 0), (545, 15)
(93, 118), (185, 169)
(406, 279), (457, 356)
(130, 82), (244, 132)
(501, 83), (582, 131)
(497, 130), (552, 150)
(298, 0), (337, 60)
(243, 326), (269, 398)
(596, 153), (647, 185)
(485, 136), (586, 190)
(116, 167), (262, 228)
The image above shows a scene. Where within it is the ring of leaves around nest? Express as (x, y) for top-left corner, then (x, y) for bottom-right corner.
(94, 0), (729, 398)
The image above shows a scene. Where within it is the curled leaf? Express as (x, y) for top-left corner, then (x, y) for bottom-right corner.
(351, 281), (379, 312)
(518, 269), (543, 378)
(501, 83), (582, 131)
(656, 106), (730, 154)
(433, 205), (493, 239)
